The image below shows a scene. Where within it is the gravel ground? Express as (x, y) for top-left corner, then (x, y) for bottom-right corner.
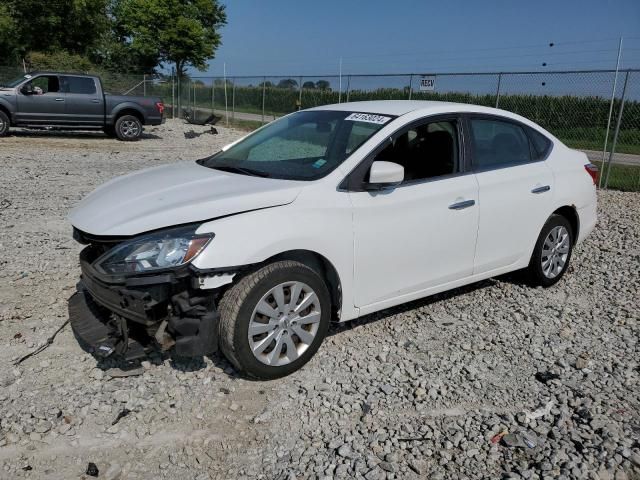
(0, 120), (638, 480)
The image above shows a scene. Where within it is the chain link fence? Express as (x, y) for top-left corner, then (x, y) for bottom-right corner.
(1, 66), (638, 191)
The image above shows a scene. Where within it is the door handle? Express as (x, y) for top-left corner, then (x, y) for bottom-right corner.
(54, 98), (64, 102)
(531, 185), (551, 194)
(91, 99), (100, 103)
(449, 199), (475, 210)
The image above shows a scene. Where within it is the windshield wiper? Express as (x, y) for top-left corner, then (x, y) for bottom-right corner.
(211, 166), (271, 178)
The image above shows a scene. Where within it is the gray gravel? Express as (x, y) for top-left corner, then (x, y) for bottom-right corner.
(0, 120), (638, 480)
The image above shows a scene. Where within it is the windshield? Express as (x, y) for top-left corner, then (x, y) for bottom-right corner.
(1, 74), (31, 88)
(199, 110), (395, 180)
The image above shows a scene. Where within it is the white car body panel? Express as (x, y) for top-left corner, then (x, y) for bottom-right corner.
(350, 174), (479, 307)
(473, 161), (555, 274)
(68, 161), (305, 236)
(69, 100), (598, 323)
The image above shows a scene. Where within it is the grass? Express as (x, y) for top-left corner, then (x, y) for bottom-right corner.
(225, 118), (264, 131)
(592, 161), (640, 192)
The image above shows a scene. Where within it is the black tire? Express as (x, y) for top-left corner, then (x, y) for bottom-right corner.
(218, 261), (331, 380)
(103, 126), (117, 138)
(526, 214), (574, 287)
(0, 110), (10, 137)
(115, 115), (142, 141)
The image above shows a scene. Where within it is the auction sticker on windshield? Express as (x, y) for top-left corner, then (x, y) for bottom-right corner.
(345, 113), (391, 125)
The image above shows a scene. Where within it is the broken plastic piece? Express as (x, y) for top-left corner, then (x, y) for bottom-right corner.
(490, 430), (508, 444)
(112, 408), (131, 426)
(95, 344), (115, 358)
(86, 462), (99, 477)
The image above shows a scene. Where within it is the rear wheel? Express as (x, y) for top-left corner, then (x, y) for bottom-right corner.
(218, 261), (331, 379)
(526, 214), (574, 287)
(0, 110), (10, 137)
(115, 115), (142, 141)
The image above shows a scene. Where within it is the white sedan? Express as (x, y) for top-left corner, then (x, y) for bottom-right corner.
(68, 101), (598, 379)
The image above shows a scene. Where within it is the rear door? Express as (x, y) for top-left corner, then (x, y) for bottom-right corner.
(467, 115), (554, 274)
(15, 75), (66, 124)
(61, 76), (103, 125)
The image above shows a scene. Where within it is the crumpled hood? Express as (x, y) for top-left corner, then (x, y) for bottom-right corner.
(68, 161), (304, 236)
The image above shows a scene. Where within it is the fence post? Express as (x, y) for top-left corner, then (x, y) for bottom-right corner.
(298, 75), (303, 110)
(262, 76), (266, 124)
(143, 74), (146, 96)
(211, 79), (215, 114)
(408, 74), (413, 100)
(171, 73), (175, 119)
(495, 73), (502, 108)
(193, 83), (197, 120)
(232, 78), (236, 121)
(346, 75), (351, 103)
(177, 74), (181, 118)
(603, 71), (629, 190)
(599, 74), (623, 188)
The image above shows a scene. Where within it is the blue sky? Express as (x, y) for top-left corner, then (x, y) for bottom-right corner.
(200, 0), (640, 78)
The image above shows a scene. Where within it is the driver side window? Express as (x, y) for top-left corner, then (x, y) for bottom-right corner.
(23, 76), (60, 95)
(373, 119), (459, 183)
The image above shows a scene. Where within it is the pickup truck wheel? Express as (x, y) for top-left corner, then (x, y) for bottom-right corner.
(0, 110), (9, 137)
(218, 261), (331, 379)
(115, 115), (142, 141)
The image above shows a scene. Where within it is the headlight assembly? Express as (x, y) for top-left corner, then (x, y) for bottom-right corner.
(94, 226), (213, 275)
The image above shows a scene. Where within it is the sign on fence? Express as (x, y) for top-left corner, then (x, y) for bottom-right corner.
(419, 75), (436, 91)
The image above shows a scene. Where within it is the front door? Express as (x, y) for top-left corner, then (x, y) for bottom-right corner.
(15, 75), (66, 124)
(349, 116), (480, 309)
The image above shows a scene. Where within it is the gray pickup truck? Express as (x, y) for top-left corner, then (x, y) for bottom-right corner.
(0, 72), (164, 141)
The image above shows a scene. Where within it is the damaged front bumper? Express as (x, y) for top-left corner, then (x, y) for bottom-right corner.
(69, 244), (220, 361)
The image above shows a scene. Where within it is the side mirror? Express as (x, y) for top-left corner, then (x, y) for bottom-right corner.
(21, 83), (33, 95)
(365, 161), (404, 190)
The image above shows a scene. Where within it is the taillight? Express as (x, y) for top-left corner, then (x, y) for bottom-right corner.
(584, 163), (598, 185)
(155, 102), (164, 115)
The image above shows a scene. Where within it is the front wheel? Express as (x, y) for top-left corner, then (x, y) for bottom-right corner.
(0, 110), (10, 137)
(526, 214), (574, 287)
(115, 115), (142, 141)
(218, 261), (331, 379)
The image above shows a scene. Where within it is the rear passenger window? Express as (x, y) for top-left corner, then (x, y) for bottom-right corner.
(527, 127), (553, 160)
(65, 76), (97, 95)
(470, 118), (531, 169)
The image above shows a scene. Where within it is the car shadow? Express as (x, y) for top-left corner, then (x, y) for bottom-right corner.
(9, 130), (162, 140)
(327, 271), (529, 336)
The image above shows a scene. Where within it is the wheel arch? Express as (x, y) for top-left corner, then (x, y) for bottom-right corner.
(113, 106), (145, 125)
(219, 249), (343, 321)
(263, 250), (342, 321)
(0, 102), (12, 123)
(553, 205), (580, 242)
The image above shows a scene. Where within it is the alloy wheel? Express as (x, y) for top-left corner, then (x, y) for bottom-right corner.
(120, 120), (140, 138)
(248, 281), (322, 366)
(541, 225), (570, 279)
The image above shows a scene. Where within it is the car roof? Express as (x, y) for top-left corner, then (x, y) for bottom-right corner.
(29, 71), (95, 78)
(308, 100), (554, 136)
(309, 100), (514, 118)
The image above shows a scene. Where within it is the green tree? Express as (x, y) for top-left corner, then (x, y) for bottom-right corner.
(277, 78), (298, 89)
(0, 0), (109, 59)
(302, 81), (316, 89)
(112, 0), (226, 77)
(315, 80), (331, 91)
(0, 4), (18, 64)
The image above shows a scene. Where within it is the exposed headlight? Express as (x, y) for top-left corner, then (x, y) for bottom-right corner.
(94, 226), (213, 275)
